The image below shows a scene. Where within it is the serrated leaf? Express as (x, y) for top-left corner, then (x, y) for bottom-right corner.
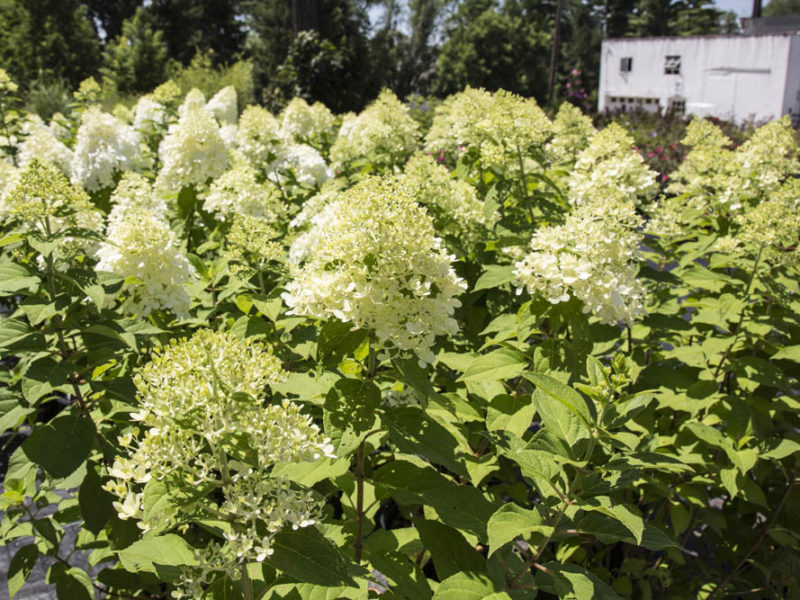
(385, 406), (468, 477)
(432, 572), (497, 600)
(269, 526), (360, 586)
(524, 373), (593, 429)
(546, 562), (623, 600)
(7, 544), (39, 599)
(118, 534), (198, 581)
(486, 503), (553, 555)
(54, 566), (93, 600)
(21, 357), (70, 403)
(415, 519), (485, 580)
(23, 412), (95, 478)
(773, 345), (800, 361)
(459, 348), (526, 382)
(317, 320), (367, 367)
(473, 265), (515, 291)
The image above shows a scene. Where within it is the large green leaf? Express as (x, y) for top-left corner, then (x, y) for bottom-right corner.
(415, 519), (485, 580)
(23, 412), (96, 478)
(118, 534), (198, 581)
(385, 407), (469, 477)
(524, 373), (593, 429)
(459, 348), (527, 383)
(316, 320), (367, 367)
(486, 503), (554, 555)
(545, 563), (623, 600)
(21, 357), (70, 403)
(374, 461), (494, 539)
(7, 544), (38, 599)
(473, 265), (515, 291)
(432, 572), (499, 600)
(269, 526), (361, 587)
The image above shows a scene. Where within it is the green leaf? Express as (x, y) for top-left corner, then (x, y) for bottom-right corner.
(545, 562), (623, 600)
(580, 499), (644, 545)
(79, 467), (115, 535)
(118, 534), (198, 581)
(269, 526), (360, 586)
(271, 458), (350, 487)
(374, 461), (494, 539)
(473, 265), (515, 291)
(763, 438), (800, 460)
(0, 262), (38, 293)
(7, 544), (39, 599)
(528, 387), (588, 450)
(459, 348), (526, 382)
(21, 357), (70, 403)
(0, 318), (37, 349)
(486, 395), (536, 438)
(432, 572), (498, 600)
(524, 373), (593, 430)
(486, 503), (553, 555)
(317, 320), (367, 367)
(23, 412), (96, 478)
(0, 391), (34, 432)
(415, 519), (485, 580)
(385, 407), (468, 477)
(252, 296), (283, 322)
(54, 566), (94, 600)
(773, 345), (800, 361)
(369, 552), (432, 599)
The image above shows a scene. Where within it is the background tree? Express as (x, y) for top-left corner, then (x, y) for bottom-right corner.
(101, 8), (172, 95)
(0, 0), (101, 88)
(144, 0), (245, 66)
(763, 0), (800, 15)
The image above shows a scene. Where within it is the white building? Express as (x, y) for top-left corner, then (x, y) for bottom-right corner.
(598, 34), (800, 123)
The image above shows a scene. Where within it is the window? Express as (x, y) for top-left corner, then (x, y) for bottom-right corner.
(669, 99), (686, 115)
(665, 55), (681, 75)
(620, 57), (633, 72)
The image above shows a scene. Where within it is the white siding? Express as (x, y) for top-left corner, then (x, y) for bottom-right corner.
(782, 36), (800, 123)
(599, 35), (794, 123)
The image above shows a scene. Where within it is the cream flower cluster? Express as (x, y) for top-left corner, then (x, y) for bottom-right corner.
(71, 107), (145, 191)
(289, 180), (344, 230)
(280, 97), (336, 142)
(105, 329), (332, 580)
(568, 123), (657, 207)
(203, 160), (285, 222)
(17, 116), (73, 175)
(721, 178), (800, 266)
(106, 173), (168, 230)
(205, 85), (238, 126)
(157, 105), (228, 193)
(0, 161), (103, 261)
(96, 181), (195, 316)
(400, 151), (488, 230)
(731, 116), (799, 204)
(236, 105), (289, 167)
(271, 143), (332, 186)
(132, 95), (168, 134)
(514, 199), (647, 325)
(666, 118), (736, 210)
(224, 213), (284, 272)
(283, 176), (467, 365)
(425, 87), (552, 170)
(547, 102), (597, 165)
(330, 89), (420, 168)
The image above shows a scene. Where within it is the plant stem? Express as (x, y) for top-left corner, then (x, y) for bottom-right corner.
(354, 437), (367, 563)
(241, 563), (254, 600)
(712, 243), (765, 383)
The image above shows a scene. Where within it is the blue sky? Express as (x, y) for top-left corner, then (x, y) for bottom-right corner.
(715, 0), (759, 17)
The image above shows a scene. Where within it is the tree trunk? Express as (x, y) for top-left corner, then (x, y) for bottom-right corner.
(292, 0), (318, 32)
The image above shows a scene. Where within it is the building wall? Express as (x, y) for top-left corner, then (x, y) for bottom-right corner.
(782, 37), (800, 124)
(598, 35), (793, 123)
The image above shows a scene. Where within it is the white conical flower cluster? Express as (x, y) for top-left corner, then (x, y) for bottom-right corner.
(283, 176), (467, 365)
(280, 97), (335, 142)
(104, 329), (333, 579)
(96, 177), (195, 316)
(17, 116), (73, 175)
(236, 105), (289, 167)
(330, 89), (420, 168)
(568, 123), (657, 207)
(71, 107), (145, 191)
(205, 85), (238, 126)
(157, 104), (228, 193)
(514, 199), (647, 325)
(203, 160), (285, 222)
(547, 102), (597, 165)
